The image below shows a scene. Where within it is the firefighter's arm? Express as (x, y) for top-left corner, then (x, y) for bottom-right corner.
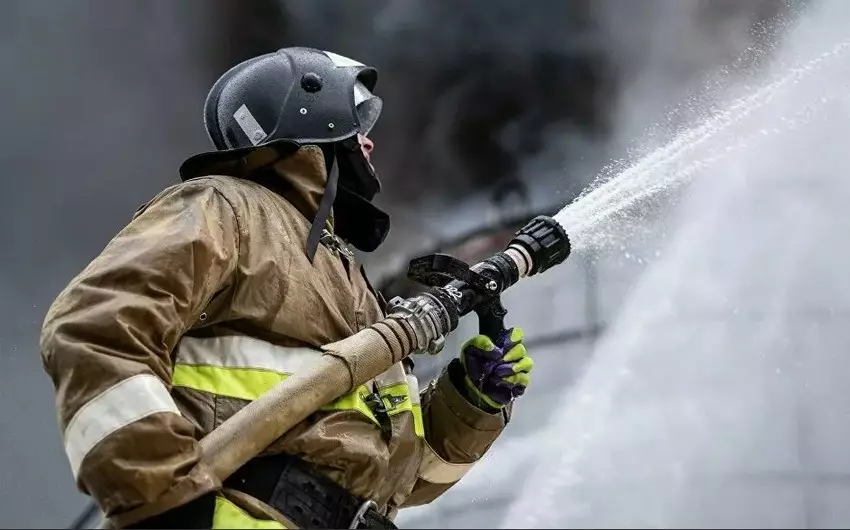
(401, 328), (531, 506)
(40, 179), (239, 527)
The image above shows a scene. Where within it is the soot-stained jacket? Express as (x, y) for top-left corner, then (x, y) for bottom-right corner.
(40, 144), (511, 528)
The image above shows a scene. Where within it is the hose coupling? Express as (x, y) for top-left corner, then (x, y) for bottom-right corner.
(386, 293), (450, 355)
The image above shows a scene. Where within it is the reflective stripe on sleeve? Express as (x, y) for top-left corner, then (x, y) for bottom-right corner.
(172, 335), (380, 425)
(63, 373), (180, 479)
(175, 336), (321, 373)
(371, 382), (425, 438)
(418, 441), (474, 484)
(319, 384), (380, 425)
(172, 336), (322, 401)
(406, 374), (424, 438)
(171, 365), (289, 401)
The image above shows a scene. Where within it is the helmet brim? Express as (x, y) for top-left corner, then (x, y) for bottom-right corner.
(178, 138), (301, 182)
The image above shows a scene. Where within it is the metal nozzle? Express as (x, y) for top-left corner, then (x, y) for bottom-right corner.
(507, 215), (571, 276)
(399, 214), (572, 351)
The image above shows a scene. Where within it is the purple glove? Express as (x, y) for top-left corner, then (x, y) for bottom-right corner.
(459, 327), (532, 409)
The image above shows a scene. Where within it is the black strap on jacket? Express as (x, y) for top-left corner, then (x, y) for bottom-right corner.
(224, 453), (397, 529)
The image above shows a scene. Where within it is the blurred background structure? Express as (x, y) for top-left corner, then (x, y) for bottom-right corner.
(4, 0), (841, 528)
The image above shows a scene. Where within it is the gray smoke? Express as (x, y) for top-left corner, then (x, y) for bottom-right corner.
(277, 1), (791, 207)
(314, 0), (797, 269)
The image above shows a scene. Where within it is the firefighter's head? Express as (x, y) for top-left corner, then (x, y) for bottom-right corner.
(181, 47), (389, 257)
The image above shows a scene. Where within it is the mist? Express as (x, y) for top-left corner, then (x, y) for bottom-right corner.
(357, 0), (790, 272)
(505, 0), (850, 527)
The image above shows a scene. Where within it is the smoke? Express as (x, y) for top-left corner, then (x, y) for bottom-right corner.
(276, 1), (788, 207)
(301, 0), (615, 204)
(274, 0), (792, 271)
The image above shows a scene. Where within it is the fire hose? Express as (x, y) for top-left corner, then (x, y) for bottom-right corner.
(102, 214), (571, 527)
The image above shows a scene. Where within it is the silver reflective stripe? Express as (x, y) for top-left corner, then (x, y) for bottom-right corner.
(374, 363), (407, 390)
(322, 50), (365, 68)
(233, 104), (267, 146)
(406, 374), (421, 406)
(176, 335), (322, 374)
(419, 441), (474, 484)
(63, 374), (180, 479)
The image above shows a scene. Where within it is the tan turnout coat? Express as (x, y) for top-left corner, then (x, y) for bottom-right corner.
(40, 145), (511, 528)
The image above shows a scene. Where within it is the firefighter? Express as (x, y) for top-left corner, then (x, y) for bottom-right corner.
(40, 47), (533, 529)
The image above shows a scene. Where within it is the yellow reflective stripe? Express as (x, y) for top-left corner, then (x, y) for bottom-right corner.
(212, 496), (287, 529)
(320, 384), (380, 425)
(171, 337), (415, 428)
(172, 335), (318, 401)
(173, 363), (380, 425)
(406, 374), (424, 438)
(377, 381), (425, 438)
(378, 382), (413, 415)
(412, 403), (424, 438)
(172, 364), (289, 401)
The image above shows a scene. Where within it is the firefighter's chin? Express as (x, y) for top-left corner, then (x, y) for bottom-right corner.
(357, 134), (374, 168)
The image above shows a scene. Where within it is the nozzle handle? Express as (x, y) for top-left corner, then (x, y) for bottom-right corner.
(474, 297), (508, 343)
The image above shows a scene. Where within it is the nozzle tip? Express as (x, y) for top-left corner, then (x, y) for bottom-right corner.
(510, 215), (571, 276)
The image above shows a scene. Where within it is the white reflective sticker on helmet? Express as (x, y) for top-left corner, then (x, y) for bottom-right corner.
(353, 80), (372, 106)
(234, 104), (267, 146)
(323, 50), (365, 68)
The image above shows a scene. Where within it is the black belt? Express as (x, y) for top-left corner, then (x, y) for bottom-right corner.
(224, 454), (397, 529)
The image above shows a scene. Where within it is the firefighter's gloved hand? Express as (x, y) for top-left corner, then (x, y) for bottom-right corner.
(460, 327), (532, 410)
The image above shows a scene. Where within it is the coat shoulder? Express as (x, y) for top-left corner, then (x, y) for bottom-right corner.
(174, 175), (307, 239)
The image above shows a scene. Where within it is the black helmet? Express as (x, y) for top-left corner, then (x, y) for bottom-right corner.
(180, 47), (389, 260)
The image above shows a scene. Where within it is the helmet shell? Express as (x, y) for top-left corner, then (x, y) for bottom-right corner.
(203, 47), (380, 151)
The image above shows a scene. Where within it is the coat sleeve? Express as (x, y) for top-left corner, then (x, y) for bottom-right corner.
(40, 179), (240, 526)
(401, 358), (513, 507)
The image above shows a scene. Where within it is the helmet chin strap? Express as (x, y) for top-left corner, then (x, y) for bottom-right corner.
(305, 147), (340, 263)
(306, 137), (390, 261)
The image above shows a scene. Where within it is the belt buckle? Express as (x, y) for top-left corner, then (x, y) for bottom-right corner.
(349, 499), (378, 529)
(364, 392), (387, 415)
(365, 390), (408, 416)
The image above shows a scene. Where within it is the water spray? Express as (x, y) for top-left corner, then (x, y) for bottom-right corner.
(108, 215), (572, 527)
